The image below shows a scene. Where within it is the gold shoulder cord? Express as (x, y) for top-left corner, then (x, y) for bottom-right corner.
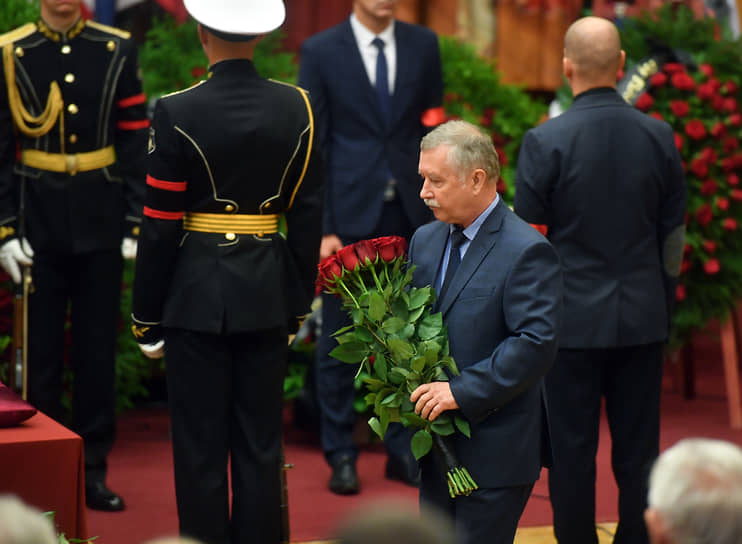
(286, 86), (315, 211)
(2, 43), (64, 144)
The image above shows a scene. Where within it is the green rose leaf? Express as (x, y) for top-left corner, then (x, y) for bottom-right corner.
(408, 305), (426, 324)
(382, 316), (406, 334)
(431, 417), (455, 436)
(390, 298), (410, 321)
(329, 341), (367, 363)
(373, 353), (388, 381)
(408, 287), (431, 309)
(331, 324), (355, 337)
(354, 327), (375, 344)
(401, 411), (429, 429)
(410, 355), (426, 373)
(381, 391), (402, 407)
(368, 291), (387, 322)
(454, 416), (471, 438)
(411, 429), (433, 460)
(418, 313), (443, 340)
(364, 392), (377, 406)
(400, 323), (416, 340)
(387, 337), (415, 361)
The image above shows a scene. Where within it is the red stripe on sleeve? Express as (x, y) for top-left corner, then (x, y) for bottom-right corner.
(117, 119), (151, 130)
(147, 175), (187, 192)
(117, 93), (147, 108)
(143, 207), (184, 220)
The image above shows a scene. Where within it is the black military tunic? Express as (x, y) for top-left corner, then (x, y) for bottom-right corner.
(0, 19), (148, 486)
(131, 59), (322, 543)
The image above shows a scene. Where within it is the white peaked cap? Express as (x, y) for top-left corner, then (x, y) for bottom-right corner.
(183, 0), (286, 36)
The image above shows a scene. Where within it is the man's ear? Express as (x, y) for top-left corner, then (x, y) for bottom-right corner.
(563, 56), (573, 80)
(644, 507), (670, 544)
(470, 169), (487, 194)
(197, 23), (209, 49)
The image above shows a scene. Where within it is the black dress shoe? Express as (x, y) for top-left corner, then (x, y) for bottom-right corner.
(385, 455), (421, 487)
(329, 455), (360, 495)
(86, 482), (126, 511)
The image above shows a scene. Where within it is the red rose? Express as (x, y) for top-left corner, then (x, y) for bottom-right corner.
(704, 259), (721, 275)
(700, 179), (718, 196)
(729, 174), (741, 187)
(685, 120), (707, 141)
(671, 72), (695, 91)
(690, 157), (708, 178)
(676, 284), (686, 301)
(716, 197), (729, 210)
(393, 236), (408, 258)
(496, 147), (508, 167)
(670, 100), (690, 117)
(696, 82), (716, 101)
(723, 81), (738, 95)
(728, 113), (742, 127)
(337, 245), (361, 271)
(723, 97), (739, 113)
(723, 137), (739, 153)
(649, 112), (664, 121)
(710, 122), (726, 139)
(674, 133), (684, 151)
(496, 179), (507, 194)
(635, 92), (654, 112)
(731, 189), (742, 200)
(373, 236), (407, 262)
(695, 203), (713, 226)
(316, 255), (343, 291)
(191, 66), (207, 78)
(723, 218), (738, 231)
(699, 63), (714, 77)
(711, 94), (726, 112)
(684, 243), (692, 255)
(700, 147), (718, 164)
(354, 239), (378, 266)
(649, 72), (668, 87)
(709, 78), (722, 90)
(722, 157), (737, 172)
(703, 240), (717, 253)
(663, 62), (686, 74)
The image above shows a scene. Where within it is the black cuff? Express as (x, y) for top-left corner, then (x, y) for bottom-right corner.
(131, 317), (162, 345)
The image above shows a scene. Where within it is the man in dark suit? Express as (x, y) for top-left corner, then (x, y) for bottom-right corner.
(514, 16), (687, 544)
(0, 0), (148, 511)
(131, 0), (322, 541)
(298, 0), (444, 494)
(409, 120), (562, 544)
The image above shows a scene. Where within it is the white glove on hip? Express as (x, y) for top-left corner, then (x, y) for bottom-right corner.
(138, 339), (165, 359)
(0, 238), (34, 283)
(121, 237), (138, 260)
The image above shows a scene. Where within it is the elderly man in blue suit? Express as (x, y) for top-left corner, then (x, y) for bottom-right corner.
(298, 0), (444, 494)
(408, 120), (562, 544)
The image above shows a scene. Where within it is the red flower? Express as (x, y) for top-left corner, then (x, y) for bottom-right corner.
(704, 258), (720, 275)
(699, 147), (718, 164)
(703, 240), (717, 253)
(700, 179), (718, 196)
(728, 113), (742, 127)
(723, 97), (739, 113)
(710, 122), (726, 139)
(699, 63), (714, 77)
(649, 72), (668, 87)
(690, 157), (708, 178)
(316, 255), (343, 291)
(711, 94), (726, 112)
(696, 82), (716, 101)
(685, 120), (707, 141)
(670, 100), (690, 117)
(354, 239), (378, 265)
(635, 92), (654, 112)
(191, 66), (207, 78)
(723, 81), (738, 95)
(674, 133), (684, 151)
(671, 72), (695, 91)
(663, 62), (686, 74)
(709, 78), (722, 91)
(495, 147), (508, 167)
(716, 196), (729, 210)
(695, 203), (713, 226)
(373, 236), (407, 262)
(496, 179), (507, 194)
(722, 157), (737, 172)
(337, 245), (361, 271)
(676, 284), (686, 301)
(723, 137), (739, 154)
(731, 188), (742, 200)
(649, 112), (664, 121)
(723, 218), (738, 231)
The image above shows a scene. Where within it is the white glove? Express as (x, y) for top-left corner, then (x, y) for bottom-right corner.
(121, 237), (138, 260)
(138, 339), (165, 359)
(0, 238), (34, 283)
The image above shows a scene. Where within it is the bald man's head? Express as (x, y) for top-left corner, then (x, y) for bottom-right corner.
(564, 16), (622, 82)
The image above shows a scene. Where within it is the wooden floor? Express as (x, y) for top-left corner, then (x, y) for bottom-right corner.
(300, 523), (617, 544)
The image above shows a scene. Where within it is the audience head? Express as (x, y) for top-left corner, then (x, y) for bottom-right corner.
(0, 495), (57, 544)
(419, 120), (500, 227)
(353, 0), (398, 34)
(645, 438), (742, 544)
(333, 500), (455, 544)
(563, 16), (625, 94)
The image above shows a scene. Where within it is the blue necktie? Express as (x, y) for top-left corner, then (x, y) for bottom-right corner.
(439, 227), (466, 302)
(372, 37), (391, 124)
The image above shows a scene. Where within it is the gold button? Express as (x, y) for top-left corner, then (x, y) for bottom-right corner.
(132, 226), (140, 236)
(67, 103), (78, 114)
(14, 47), (23, 57)
(264, 202), (271, 209)
(225, 232), (236, 241)
(224, 204), (235, 212)
(61, 45), (71, 54)
(107, 40), (116, 51)
(69, 133), (78, 144)
(64, 73), (75, 84)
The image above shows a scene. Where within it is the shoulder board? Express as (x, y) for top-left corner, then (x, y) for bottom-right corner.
(0, 23), (37, 48)
(84, 20), (131, 40)
(269, 79), (302, 91)
(160, 80), (206, 100)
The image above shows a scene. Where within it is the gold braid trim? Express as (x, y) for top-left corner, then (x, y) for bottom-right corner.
(3, 43), (64, 139)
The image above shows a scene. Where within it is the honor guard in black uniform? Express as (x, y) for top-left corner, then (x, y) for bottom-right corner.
(0, 0), (148, 511)
(131, 0), (322, 542)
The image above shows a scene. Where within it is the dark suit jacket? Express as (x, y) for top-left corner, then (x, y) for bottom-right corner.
(408, 201), (562, 488)
(514, 87), (687, 349)
(298, 18), (442, 238)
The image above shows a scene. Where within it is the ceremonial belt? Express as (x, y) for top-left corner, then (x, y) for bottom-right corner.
(21, 146), (116, 175)
(183, 212), (280, 235)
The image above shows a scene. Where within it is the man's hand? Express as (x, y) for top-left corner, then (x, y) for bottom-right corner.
(0, 238), (34, 283)
(138, 339), (164, 359)
(410, 381), (459, 421)
(319, 234), (343, 260)
(121, 237), (137, 260)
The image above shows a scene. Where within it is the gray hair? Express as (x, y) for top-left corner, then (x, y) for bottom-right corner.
(648, 438), (742, 544)
(0, 495), (57, 544)
(420, 120), (500, 183)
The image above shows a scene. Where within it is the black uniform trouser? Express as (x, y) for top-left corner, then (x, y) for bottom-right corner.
(546, 343), (663, 544)
(164, 326), (287, 544)
(27, 249), (122, 485)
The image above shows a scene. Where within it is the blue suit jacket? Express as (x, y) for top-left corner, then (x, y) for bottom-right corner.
(298, 19), (442, 238)
(408, 201), (562, 488)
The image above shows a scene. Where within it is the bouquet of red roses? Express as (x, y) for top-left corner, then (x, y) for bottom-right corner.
(316, 235), (477, 498)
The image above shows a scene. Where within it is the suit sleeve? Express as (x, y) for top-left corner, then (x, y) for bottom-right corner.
(114, 40), (149, 239)
(0, 59), (18, 242)
(298, 41), (334, 236)
(449, 239), (562, 423)
(514, 129), (554, 225)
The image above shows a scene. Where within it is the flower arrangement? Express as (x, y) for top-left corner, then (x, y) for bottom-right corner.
(316, 236), (478, 497)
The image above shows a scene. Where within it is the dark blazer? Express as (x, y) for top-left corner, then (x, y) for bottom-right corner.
(298, 18), (442, 238)
(132, 60), (322, 334)
(514, 87), (686, 349)
(408, 200), (562, 488)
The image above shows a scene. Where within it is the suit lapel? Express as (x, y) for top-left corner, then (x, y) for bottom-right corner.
(417, 222), (450, 290)
(439, 201), (506, 317)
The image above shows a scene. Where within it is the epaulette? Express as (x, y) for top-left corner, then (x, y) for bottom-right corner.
(84, 20), (131, 40)
(0, 23), (37, 48)
(269, 79), (305, 92)
(160, 80), (206, 100)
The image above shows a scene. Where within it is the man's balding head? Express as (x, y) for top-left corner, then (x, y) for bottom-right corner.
(563, 16), (624, 93)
